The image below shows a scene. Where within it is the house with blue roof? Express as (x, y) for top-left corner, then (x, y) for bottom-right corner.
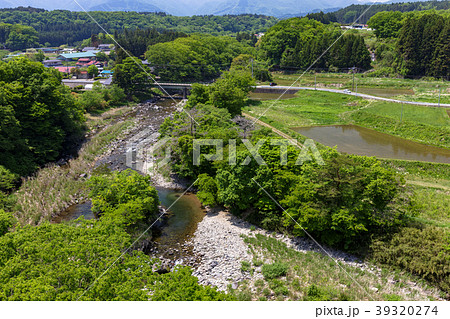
(57, 51), (100, 61)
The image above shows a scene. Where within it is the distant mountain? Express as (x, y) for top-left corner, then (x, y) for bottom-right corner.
(194, 0), (357, 16)
(0, 0), (443, 17)
(90, 0), (163, 12)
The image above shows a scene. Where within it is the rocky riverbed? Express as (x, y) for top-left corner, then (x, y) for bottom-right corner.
(189, 208), (443, 300)
(189, 208), (365, 292)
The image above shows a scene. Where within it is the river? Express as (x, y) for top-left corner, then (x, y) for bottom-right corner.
(52, 98), (205, 264)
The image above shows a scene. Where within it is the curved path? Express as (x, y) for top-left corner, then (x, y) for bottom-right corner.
(256, 85), (450, 108)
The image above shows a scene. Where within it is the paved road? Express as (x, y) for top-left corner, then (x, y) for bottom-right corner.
(256, 85), (450, 108)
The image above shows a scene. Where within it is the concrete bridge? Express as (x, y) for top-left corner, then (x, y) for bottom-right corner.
(152, 83), (192, 98)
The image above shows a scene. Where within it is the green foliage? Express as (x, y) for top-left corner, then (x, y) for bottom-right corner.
(0, 58), (84, 175)
(115, 28), (186, 59)
(76, 83), (126, 112)
(282, 153), (404, 248)
(145, 34), (252, 82)
(209, 71), (252, 116)
(240, 260), (251, 272)
(0, 9), (277, 47)
(329, 1), (450, 24)
(87, 65), (99, 78)
(305, 284), (331, 301)
(164, 99), (406, 249)
(188, 70), (255, 116)
(159, 104), (238, 179)
(0, 219), (230, 300)
(260, 17), (371, 70)
(196, 174), (219, 207)
(0, 23), (39, 50)
(397, 12), (450, 77)
(0, 209), (12, 236)
(186, 83), (210, 109)
(371, 226), (450, 292)
(368, 11), (404, 38)
(113, 57), (153, 99)
(0, 165), (18, 192)
(262, 262), (288, 279)
(88, 169), (159, 226)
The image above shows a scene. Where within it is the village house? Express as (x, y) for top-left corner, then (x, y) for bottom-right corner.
(42, 59), (63, 67)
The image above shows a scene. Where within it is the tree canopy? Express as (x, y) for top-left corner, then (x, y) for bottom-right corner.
(145, 34), (253, 82)
(260, 17), (372, 71)
(0, 58), (84, 176)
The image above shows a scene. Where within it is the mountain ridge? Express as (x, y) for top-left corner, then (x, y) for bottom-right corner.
(0, 0), (440, 17)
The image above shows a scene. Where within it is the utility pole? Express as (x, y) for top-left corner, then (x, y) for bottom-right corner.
(438, 87), (441, 107)
(355, 81), (357, 96)
(400, 102), (404, 122)
(352, 67), (355, 91)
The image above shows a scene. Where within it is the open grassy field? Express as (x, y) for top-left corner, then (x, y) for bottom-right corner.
(244, 90), (450, 149)
(245, 90), (366, 128)
(261, 72), (450, 104)
(362, 102), (450, 127)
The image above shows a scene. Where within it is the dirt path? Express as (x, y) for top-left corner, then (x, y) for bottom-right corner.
(242, 112), (303, 147)
(406, 180), (450, 191)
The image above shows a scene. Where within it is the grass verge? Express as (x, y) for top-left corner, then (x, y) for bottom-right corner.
(229, 234), (443, 301)
(11, 109), (133, 226)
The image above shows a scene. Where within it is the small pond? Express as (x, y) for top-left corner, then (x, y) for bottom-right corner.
(292, 125), (450, 164)
(356, 88), (414, 98)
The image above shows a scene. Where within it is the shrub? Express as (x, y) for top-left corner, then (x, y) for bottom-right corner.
(240, 260), (251, 272)
(304, 284), (331, 301)
(0, 209), (12, 236)
(196, 173), (218, 207)
(88, 169), (160, 226)
(0, 165), (18, 192)
(371, 226), (450, 292)
(262, 262), (289, 279)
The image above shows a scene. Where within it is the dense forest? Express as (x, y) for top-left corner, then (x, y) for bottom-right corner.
(368, 10), (450, 78)
(0, 8), (277, 47)
(259, 17), (371, 71)
(320, 0), (450, 24)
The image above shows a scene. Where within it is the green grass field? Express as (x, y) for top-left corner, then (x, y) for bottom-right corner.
(362, 102), (450, 127)
(261, 72), (450, 104)
(244, 90), (366, 128)
(245, 90), (450, 149)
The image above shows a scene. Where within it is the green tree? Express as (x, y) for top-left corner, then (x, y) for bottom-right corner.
(95, 52), (109, 62)
(368, 11), (404, 38)
(209, 70), (255, 116)
(5, 25), (39, 51)
(113, 57), (153, 99)
(88, 170), (160, 226)
(0, 209), (12, 236)
(87, 65), (99, 78)
(0, 58), (84, 175)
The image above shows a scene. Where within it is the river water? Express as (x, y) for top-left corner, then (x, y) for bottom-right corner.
(53, 98), (205, 263)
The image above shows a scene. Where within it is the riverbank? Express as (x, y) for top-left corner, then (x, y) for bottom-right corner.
(12, 99), (181, 225)
(190, 208), (443, 300)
